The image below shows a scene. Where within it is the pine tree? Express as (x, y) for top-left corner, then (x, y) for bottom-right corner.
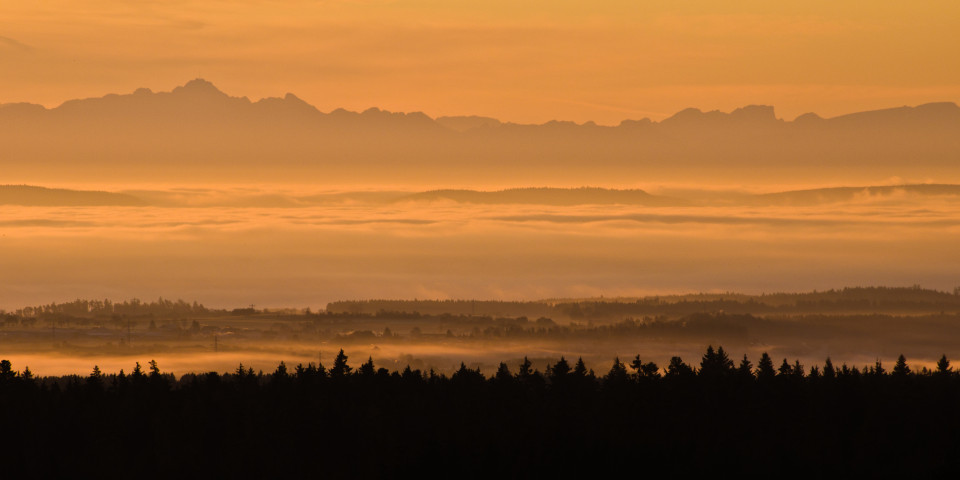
(88, 365), (104, 387)
(792, 360), (805, 378)
(874, 359), (886, 376)
(401, 365), (423, 382)
(331, 349), (352, 377)
(777, 358), (793, 377)
(737, 354), (753, 378)
(517, 357), (533, 381)
(892, 355), (910, 376)
(666, 356), (694, 378)
(716, 346), (734, 371)
(148, 359), (161, 377)
(936, 354), (952, 375)
(640, 361), (660, 379)
(358, 357), (376, 377)
(756, 353), (776, 380)
(273, 361), (289, 380)
(573, 357), (588, 377)
(700, 346), (716, 374)
(115, 369), (127, 390)
(549, 356), (571, 382)
(605, 357), (629, 385)
(629, 355), (644, 378)
(699, 345), (735, 377)
(132, 362), (145, 380)
(823, 357), (836, 379)
(0, 359), (14, 381)
(494, 362), (513, 382)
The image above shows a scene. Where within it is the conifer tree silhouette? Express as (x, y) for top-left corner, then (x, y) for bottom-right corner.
(629, 355), (644, 378)
(777, 358), (793, 377)
(627, 356), (661, 379)
(936, 355), (952, 375)
(700, 345), (734, 377)
(823, 357), (836, 379)
(358, 357), (376, 377)
(132, 362), (145, 380)
(792, 360), (804, 378)
(604, 357), (629, 385)
(873, 360), (886, 376)
(494, 362), (513, 383)
(87, 365), (103, 387)
(666, 356), (694, 378)
(755, 353), (776, 380)
(640, 361), (660, 379)
(573, 357), (588, 377)
(517, 357), (533, 381)
(331, 349), (352, 377)
(892, 355), (910, 376)
(273, 361), (289, 380)
(549, 356), (571, 383)
(737, 354), (753, 378)
(149, 359), (161, 377)
(0, 359), (13, 381)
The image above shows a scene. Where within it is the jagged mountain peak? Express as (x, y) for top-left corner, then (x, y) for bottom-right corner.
(730, 105), (778, 122)
(173, 78), (226, 96)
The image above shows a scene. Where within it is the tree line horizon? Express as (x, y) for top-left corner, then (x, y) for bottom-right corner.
(4, 344), (960, 476)
(2, 344), (954, 384)
(6, 284), (960, 319)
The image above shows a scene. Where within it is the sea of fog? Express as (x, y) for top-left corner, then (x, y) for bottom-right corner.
(2, 187), (960, 311)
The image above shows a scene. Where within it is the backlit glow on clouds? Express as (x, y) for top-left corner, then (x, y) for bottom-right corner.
(1, 1), (958, 123)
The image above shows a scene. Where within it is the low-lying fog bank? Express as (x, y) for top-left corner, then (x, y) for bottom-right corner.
(3, 288), (960, 376)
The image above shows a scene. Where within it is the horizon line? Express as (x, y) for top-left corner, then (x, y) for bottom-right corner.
(4, 77), (959, 127)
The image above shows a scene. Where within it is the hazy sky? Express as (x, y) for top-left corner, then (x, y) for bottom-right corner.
(2, 1), (958, 124)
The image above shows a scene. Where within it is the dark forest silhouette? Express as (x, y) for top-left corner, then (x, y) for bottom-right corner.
(3, 346), (960, 477)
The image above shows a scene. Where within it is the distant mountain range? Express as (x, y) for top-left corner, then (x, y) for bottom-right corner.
(1, 79), (958, 184)
(6, 184), (960, 207)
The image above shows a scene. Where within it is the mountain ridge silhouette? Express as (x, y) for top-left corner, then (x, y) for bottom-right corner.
(2, 78), (957, 130)
(2, 79), (958, 183)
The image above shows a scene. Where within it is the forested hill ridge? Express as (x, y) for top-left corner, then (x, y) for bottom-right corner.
(11, 286), (957, 320)
(2, 79), (958, 183)
(396, 187), (683, 206)
(328, 286), (960, 318)
(9, 287), (960, 377)
(6, 286), (959, 322)
(0, 185), (146, 206)
(1, 348), (960, 476)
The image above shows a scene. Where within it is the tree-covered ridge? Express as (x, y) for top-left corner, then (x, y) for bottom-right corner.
(7, 297), (209, 319)
(8, 286), (959, 324)
(329, 286), (960, 318)
(2, 347), (960, 476)
(3, 345), (952, 388)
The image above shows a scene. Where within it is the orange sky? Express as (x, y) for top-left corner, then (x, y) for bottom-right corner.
(1, 1), (958, 124)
